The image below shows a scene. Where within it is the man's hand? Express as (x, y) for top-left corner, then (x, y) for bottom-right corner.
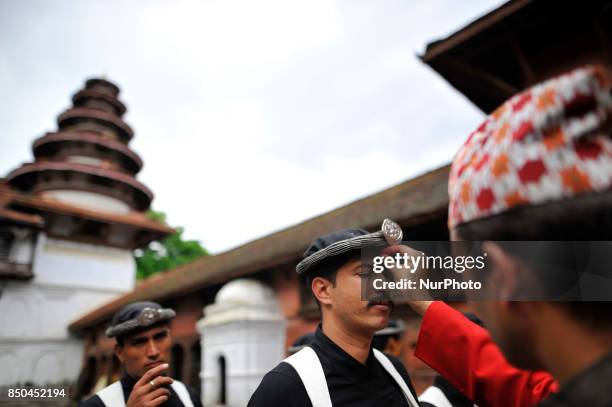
(126, 363), (173, 407)
(405, 300), (433, 316)
(381, 244), (434, 316)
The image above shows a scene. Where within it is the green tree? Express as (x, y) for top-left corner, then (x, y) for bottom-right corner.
(134, 210), (208, 280)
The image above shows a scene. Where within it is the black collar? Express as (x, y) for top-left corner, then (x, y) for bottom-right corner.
(310, 324), (381, 379)
(120, 372), (139, 394)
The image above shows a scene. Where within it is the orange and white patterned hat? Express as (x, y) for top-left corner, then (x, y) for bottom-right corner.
(448, 65), (612, 228)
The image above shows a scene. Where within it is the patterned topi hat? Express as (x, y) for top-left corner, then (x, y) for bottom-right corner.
(448, 65), (612, 228)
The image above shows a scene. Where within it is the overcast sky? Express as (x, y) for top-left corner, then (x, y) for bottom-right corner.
(0, 0), (504, 253)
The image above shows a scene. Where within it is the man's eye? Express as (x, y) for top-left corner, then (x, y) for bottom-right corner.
(154, 332), (168, 341)
(132, 340), (147, 347)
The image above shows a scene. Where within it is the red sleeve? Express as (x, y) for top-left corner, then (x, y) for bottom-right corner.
(414, 301), (558, 407)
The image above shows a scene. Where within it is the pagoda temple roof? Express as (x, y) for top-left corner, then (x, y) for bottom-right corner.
(85, 78), (120, 96)
(33, 131), (143, 174)
(0, 207), (44, 228)
(72, 89), (127, 116)
(58, 107), (134, 142)
(421, 0), (612, 113)
(0, 183), (173, 245)
(7, 161), (153, 211)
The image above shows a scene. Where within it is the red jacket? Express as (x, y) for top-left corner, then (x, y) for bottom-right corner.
(415, 301), (559, 407)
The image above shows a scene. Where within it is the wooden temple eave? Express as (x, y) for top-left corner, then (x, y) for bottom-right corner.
(593, 14), (612, 65)
(6, 162), (153, 210)
(421, 0), (612, 112)
(421, 0), (531, 63)
(72, 89), (127, 116)
(85, 78), (120, 96)
(506, 30), (536, 86)
(58, 108), (134, 142)
(2, 190), (172, 249)
(33, 132), (143, 174)
(0, 261), (34, 279)
(0, 207), (44, 228)
(27, 212), (167, 250)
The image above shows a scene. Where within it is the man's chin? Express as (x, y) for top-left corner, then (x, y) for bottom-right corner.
(363, 313), (390, 332)
(366, 302), (393, 323)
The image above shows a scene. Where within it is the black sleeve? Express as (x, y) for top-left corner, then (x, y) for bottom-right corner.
(78, 394), (105, 407)
(387, 353), (420, 400)
(186, 384), (203, 407)
(248, 362), (311, 407)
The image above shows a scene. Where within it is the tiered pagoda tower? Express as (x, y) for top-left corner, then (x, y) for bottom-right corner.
(6, 78), (162, 247)
(0, 78), (172, 386)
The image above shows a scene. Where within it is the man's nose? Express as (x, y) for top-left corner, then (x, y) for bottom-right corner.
(146, 339), (160, 358)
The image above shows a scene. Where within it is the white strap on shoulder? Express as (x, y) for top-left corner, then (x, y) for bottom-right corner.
(170, 380), (195, 407)
(373, 349), (420, 407)
(96, 381), (125, 407)
(419, 385), (454, 407)
(283, 346), (332, 407)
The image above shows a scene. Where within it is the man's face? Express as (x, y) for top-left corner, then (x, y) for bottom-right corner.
(472, 298), (540, 369)
(327, 259), (392, 334)
(451, 228), (538, 369)
(115, 325), (172, 378)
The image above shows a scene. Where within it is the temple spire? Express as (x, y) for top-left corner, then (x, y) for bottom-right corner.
(6, 77), (152, 211)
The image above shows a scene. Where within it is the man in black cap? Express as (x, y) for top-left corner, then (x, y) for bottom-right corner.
(79, 301), (203, 407)
(372, 319), (405, 358)
(248, 219), (420, 407)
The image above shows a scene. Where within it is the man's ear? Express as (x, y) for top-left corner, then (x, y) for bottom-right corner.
(482, 241), (521, 300)
(114, 343), (125, 363)
(311, 276), (334, 306)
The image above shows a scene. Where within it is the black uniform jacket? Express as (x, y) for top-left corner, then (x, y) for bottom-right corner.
(248, 325), (419, 407)
(539, 352), (612, 407)
(79, 373), (203, 407)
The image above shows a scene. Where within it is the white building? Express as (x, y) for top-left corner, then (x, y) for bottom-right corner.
(198, 279), (285, 407)
(0, 78), (172, 386)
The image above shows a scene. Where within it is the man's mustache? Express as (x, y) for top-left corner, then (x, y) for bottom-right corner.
(367, 293), (394, 309)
